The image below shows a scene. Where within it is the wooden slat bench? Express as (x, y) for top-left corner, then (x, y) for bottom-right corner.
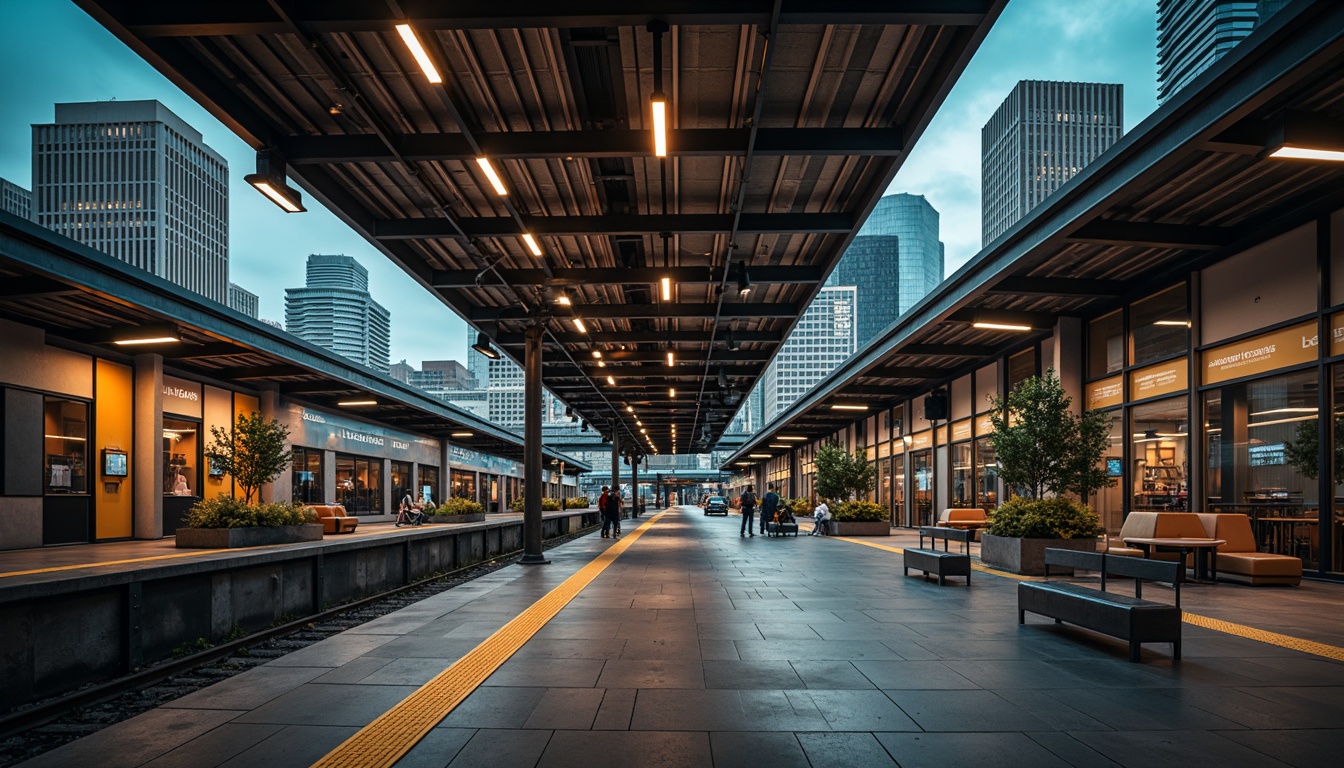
(903, 526), (972, 585)
(1018, 548), (1182, 663)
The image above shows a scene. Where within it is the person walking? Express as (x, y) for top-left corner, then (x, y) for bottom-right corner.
(760, 483), (781, 535)
(810, 500), (831, 536)
(604, 486), (622, 539)
(739, 485), (758, 537)
(599, 486), (614, 538)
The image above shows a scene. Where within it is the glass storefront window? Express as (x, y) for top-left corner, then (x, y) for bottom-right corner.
(162, 417), (199, 497)
(44, 398), (89, 494)
(1008, 349), (1036, 390)
(891, 455), (905, 525)
(336, 454), (382, 514)
(1131, 397), (1189, 511)
(1130, 285), (1188, 366)
(1332, 366), (1344, 574)
(1207, 370), (1320, 567)
(1088, 310), (1124, 378)
(975, 438), (999, 509)
(391, 461), (412, 508)
(292, 447), (323, 504)
(1091, 411), (1123, 533)
(950, 443), (973, 508)
(452, 469), (477, 500)
(419, 465), (439, 505)
(912, 450), (933, 527)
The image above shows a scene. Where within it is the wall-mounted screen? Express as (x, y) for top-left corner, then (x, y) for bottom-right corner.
(1106, 457), (1123, 477)
(103, 449), (129, 477)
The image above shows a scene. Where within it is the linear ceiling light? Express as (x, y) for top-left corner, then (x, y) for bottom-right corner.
(395, 23), (443, 83)
(831, 404), (869, 411)
(666, 351), (675, 366)
(661, 276), (673, 301)
(592, 350), (602, 359)
(650, 93), (668, 157)
(1265, 110), (1344, 162)
(338, 400), (378, 407)
(626, 405), (634, 413)
(606, 375), (616, 386)
(521, 233), (543, 257)
(475, 156), (508, 196)
(110, 324), (182, 346)
(471, 332), (500, 359)
(777, 435), (807, 441)
(768, 443), (790, 449)
(451, 431), (473, 438)
(669, 388), (677, 398)
(1153, 319), (1191, 327)
(573, 317), (588, 333)
(972, 322), (1033, 332)
(244, 150), (305, 213)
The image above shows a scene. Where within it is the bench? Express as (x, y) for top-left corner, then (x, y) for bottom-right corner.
(766, 520), (799, 537)
(1019, 549), (1182, 663)
(307, 504), (358, 534)
(903, 526), (972, 585)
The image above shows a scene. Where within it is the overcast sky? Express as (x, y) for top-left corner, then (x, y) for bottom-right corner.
(0, 1), (1158, 368)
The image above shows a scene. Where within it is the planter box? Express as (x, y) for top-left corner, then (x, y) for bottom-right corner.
(830, 521), (891, 536)
(427, 513), (486, 524)
(980, 533), (1097, 575)
(175, 523), (324, 549)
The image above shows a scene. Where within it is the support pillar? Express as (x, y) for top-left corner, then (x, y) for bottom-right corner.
(132, 354), (163, 539)
(631, 455), (640, 517)
(611, 428), (620, 500)
(520, 323), (548, 564)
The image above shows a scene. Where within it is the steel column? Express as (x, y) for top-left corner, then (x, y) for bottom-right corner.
(632, 456), (640, 517)
(520, 323), (548, 564)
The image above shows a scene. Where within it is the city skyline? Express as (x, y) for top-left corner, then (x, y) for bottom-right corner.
(0, 0), (1164, 370)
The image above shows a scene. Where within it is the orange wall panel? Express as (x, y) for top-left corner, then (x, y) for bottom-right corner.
(95, 360), (133, 539)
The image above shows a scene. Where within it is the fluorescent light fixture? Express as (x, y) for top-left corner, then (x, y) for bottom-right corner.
(113, 335), (181, 346)
(573, 317), (588, 333)
(475, 156), (508, 195)
(640, 428), (648, 434)
(650, 92), (668, 157)
(748, 453), (772, 459)
(471, 332), (500, 359)
(636, 420), (642, 426)
(592, 350), (602, 359)
(661, 276), (673, 301)
(554, 289), (572, 307)
(778, 436), (807, 441)
(768, 443), (789, 449)
(972, 322), (1032, 332)
(1153, 320), (1191, 327)
(605, 375), (616, 386)
(669, 388), (676, 398)
(395, 23), (443, 83)
(451, 431), (474, 438)
(45, 435), (87, 441)
(627, 405), (635, 413)
(735, 461), (753, 466)
(247, 178), (305, 213)
(338, 400), (378, 407)
(521, 233), (543, 257)
(111, 324), (182, 346)
(1270, 146), (1344, 161)
(666, 351), (675, 366)
(597, 360), (606, 367)
(830, 404), (869, 411)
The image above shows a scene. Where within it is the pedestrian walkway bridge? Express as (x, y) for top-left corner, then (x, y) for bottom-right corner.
(16, 506), (1344, 767)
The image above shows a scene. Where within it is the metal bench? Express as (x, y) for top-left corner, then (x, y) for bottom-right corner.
(903, 526), (972, 585)
(766, 521), (799, 537)
(1018, 549), (1183, 663)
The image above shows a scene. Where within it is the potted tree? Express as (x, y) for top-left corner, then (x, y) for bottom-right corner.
(814, 440), (887, 536)
(427, 496), (486, 523)
(176, 413), (320, 548)
(980, 370), (1110, 574)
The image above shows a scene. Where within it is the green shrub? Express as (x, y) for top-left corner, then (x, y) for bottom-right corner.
(436, 497), (484, 515)
(985, 496), (1102, 539)
(509, 497), (562, 512)
(786, 497), (813, 517)
(563, 496), (589, 509)
(185, 497), (314, 529)
(831, 500), (887, 522)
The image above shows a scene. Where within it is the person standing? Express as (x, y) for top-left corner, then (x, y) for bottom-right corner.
(599, 486), (614, 538)
(739, 485), (758, 537)
(760, 483), (781, 535)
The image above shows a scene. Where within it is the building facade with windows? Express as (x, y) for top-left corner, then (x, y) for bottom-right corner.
(0, 177), (31, 220)
(32, 100), (228, 303)
(284, 254), (391, 373)
(227, 282), (259, 318)
(762, 286), (857, 422)
(981, 81), (1123, 245)
(1157, 0), (1259, 104)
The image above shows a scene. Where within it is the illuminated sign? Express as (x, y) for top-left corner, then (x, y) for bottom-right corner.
(1202, 321), (1318, 385)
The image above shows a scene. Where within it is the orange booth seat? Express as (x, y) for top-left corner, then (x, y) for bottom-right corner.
(936, 508), (989, 529)
(1107, 512), (1206, 559)
(307, 504), (358, 534)
(1107, 511), (1300, 586)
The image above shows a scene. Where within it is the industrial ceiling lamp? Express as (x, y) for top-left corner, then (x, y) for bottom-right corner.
(244, 150), (305, 213)
(736, 261), (751, 296)
(648, 21), (670, 158)
(395, 23), (444, 83)
(1264, 110), (1344, 162)
(717, 369), (729, 389)
(724, 329), (739, 352)
(471, 332), (500, 359)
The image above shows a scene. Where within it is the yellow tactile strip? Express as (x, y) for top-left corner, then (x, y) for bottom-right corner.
(830, 534), (1344, 662)
(311, 510), (667, 768)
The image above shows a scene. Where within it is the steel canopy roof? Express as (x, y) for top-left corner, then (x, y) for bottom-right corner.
(75, 0), (1006, 456)
(723, 0), (1344, 470)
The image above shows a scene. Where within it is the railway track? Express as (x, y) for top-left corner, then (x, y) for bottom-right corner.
(0, 524), (600, 767)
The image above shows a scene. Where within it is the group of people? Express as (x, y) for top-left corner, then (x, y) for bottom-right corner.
(598, 486), (623, 538)
(737, 483), (830, 536)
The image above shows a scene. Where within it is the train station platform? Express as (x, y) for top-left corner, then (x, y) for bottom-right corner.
(18, 506), (1344, 768)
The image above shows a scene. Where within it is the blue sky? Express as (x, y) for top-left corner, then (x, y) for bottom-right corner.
(0, 1), (1158, 368)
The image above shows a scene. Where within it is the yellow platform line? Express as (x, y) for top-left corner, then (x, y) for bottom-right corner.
(830, 534), (1344, 662)
(311, 510), (668, 768)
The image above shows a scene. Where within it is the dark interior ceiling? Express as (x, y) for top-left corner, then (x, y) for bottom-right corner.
(75, 0), (1006, 457)
(725, 0), (1344, 464)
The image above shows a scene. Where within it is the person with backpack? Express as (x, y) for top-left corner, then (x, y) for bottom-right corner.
(760, 484), (781, 535)
(739, 485), (758, 538)
(600, 485), (621, 539)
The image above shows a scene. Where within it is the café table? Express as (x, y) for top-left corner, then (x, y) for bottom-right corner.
(1122, 537), (1226, 582)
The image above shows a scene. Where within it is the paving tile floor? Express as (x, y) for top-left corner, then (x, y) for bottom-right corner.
(19, 506), (1344, 767)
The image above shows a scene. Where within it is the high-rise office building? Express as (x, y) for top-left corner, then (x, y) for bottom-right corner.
(389, 359), (414, 383)
(285, 254), (391, 372)
(981, 81), (1123, 246)
(0, 177), (32, 220)
(409, 360), (476, 398)
(728, 382), (765, 435)
(828, 193), (945, 347)
(1157, 1), (1259, 105)
(32, 101), (228, 303)
(464, 327), (570, 431)
(227, 282), (259, 318)
(761, 286), (857, 422)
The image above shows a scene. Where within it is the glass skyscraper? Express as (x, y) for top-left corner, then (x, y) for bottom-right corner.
(285, 254), (391, 373)
(762, 286), (857, 422)
(1157, 0), (1259, 105)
